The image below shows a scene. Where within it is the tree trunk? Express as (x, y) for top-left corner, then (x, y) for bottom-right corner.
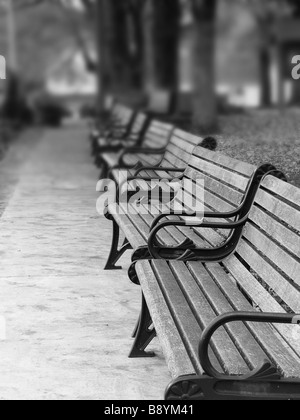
(142, 0), (157, 93)
(259, 47), (272, 107)
(152, 0), (180, 91)
(191, 0), (217, 132)
(111, 2), (132, 91)
(129, 6), (145, 89)
(142, 0), (180, 94)
(95, 0), (110, 111)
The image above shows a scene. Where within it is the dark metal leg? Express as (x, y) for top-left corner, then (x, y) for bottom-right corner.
(129, 294), (156, 358)
(99, 161), (109, 180)
(132, 314), (140, 338)
(104, 219), (132, 270)
(128, 262), (141, 286)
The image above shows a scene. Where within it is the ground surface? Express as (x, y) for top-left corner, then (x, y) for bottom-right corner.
(192, 108), (300, 186)
(0, 125), (170, 400)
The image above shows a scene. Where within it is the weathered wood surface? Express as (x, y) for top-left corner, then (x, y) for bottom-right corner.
(111, 144), (258, 252)
(0, 126), (170, 400)
(134, 175), (300, 382)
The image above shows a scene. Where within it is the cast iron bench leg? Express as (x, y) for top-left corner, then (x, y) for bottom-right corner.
(129, 294), (156, 358)
(104, 219), (132, 270)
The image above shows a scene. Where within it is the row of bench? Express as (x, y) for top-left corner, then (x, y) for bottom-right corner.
(92, 98), (300, 400)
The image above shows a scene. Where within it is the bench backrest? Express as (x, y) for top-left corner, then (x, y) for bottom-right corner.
(161, 129), (205, 169)
(115, 105), (135, 128)
(142, 120), (174, 150)
(129, 112), (149, 140)
(183, 145), (257, 208)
(103, 95), (115, 112)
(224, 175), (300, 357)
(168, 145), (266, 248)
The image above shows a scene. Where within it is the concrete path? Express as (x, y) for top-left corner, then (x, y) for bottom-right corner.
(0, 126), (170, 400)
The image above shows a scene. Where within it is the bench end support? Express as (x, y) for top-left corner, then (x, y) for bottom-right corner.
(129, 294), (157, 359)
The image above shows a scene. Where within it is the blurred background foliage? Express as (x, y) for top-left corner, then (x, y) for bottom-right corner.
(0, 0), (300, 129)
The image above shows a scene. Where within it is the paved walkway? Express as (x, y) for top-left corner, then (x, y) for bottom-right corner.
(0, 126), (170, 400)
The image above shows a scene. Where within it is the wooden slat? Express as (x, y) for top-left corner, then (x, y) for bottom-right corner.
(249, 206), (300, 258)
(193, 147), (255, 177)
(185, 262), (268, 371)
(243, 223), (300, 289)
(262, 176), (300, 209)
(130, 113), (147, 134)
(202, 263), (300, 378)
(173, 129), (203, 147)
(129, 175), (300, 383)
(152, 260), (221, 374)
(169, 261), (250, 375)
(255, 188), (300, 233)
(135, 261), (196, 379)
(186, 157), (249, 192)
(237, 238), (300, 312)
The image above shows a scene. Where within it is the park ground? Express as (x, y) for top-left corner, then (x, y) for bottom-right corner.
(0, 124), (170, 400)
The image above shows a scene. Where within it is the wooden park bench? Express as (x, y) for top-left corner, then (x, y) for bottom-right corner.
(93, 111), (150, 167)
(98, 120), (175, 179)
(108, 129), (217, 189)
(130, 175), (300, 400)
(103, 143), (280, 271)
(90, 104), (136, 157)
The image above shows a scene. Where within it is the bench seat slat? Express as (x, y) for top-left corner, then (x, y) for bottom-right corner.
(175, 262), (268, 371)
(167, 261), (251, 374)
(124, 200), (227, 250)
(135, 261), (196, 379)
(112, 195), (235, 252)
(129, 175), (300, 395)
(201, 263), (300, 378)
(152, 260), (222, 374)
(137, 259), (300, 380)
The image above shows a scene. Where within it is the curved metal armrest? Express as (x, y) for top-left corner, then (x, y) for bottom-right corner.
(147, 164), (285, 231)
(150, 210), (240, 232)
(102, 133), (139, 146)
(148, 216), (248, 260)
(199, 312), (298, 380)
(118, 147), (165, 167)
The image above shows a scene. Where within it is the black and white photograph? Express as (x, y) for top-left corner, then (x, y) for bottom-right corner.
(0, 0), (300, 403)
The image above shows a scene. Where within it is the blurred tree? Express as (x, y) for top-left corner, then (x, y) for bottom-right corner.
(124, 0), (146, 88)
(190, 0), (217, 131)
(0, 0), (42, 123)
(95, 0), (146, 97)
(245, 0), (297, 105)
(142, 0), (180, 95)
(153, 0), (180, 90)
